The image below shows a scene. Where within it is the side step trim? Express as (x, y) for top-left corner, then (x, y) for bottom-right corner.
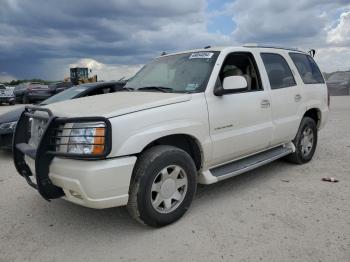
(210, 145), (293, 181)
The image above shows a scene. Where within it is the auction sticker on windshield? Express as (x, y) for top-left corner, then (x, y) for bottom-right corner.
(189, 52), (214, 59)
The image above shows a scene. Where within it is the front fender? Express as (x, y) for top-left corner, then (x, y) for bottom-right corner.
(107, 94), (212, 164)
(118, 119), (210, 156)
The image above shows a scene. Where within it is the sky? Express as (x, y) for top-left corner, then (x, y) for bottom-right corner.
(0, 0), (350, 81)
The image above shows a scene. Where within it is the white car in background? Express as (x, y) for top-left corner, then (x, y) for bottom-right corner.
(0, 84), (15, 105)
(13, 45), (329, 227)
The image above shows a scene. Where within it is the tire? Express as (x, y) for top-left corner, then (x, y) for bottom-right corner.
(286, 117), (318, 164)
(127, 145), (197, 227)
(22, 95), (30, 104)
(9, 100), (15, 105)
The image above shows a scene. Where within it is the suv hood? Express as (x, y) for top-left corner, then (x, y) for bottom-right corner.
(43, 92), (192, 118)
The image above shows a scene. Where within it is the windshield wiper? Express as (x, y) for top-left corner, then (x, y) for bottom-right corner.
(138, 86), (174, 93)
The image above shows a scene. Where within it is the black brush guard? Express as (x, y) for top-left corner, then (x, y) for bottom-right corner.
(13, 106), (63, 200)
(13, 106), (112, 201)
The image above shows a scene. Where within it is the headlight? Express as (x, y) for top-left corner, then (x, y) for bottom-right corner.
(68, 122), (106, 155)
(0, 121), (17, 130)
(56, 121), (109, 157)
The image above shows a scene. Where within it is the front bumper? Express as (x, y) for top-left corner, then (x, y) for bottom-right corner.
(13, 106), (136, 209)
(26, 155), (136, 209)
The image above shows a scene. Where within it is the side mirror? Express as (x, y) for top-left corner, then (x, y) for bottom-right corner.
(214, 76), (248, 96)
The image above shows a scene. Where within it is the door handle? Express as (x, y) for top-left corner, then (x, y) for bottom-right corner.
(295, 94), (302, 102)
(261, 99), (270, 108)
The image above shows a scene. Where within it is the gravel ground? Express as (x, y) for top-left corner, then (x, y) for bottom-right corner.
(0, 97), (349, 262)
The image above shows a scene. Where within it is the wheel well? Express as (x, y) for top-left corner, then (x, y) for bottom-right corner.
(142, 134), (202, 170)
(304, 108), (321, 127)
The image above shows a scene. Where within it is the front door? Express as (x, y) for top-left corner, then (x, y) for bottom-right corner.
(206, 52), (273, 166)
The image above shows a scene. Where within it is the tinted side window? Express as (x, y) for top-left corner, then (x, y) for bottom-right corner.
(218, 52), (263, 92)
(289, 53), (325, 84)
(261, 53), (296, 90)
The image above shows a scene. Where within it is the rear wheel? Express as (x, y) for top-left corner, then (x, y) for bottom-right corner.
(286, 117), (318, 164)
(127, 145), (197, 227)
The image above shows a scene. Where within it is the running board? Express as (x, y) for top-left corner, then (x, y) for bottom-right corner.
(210, 145), (293, 181)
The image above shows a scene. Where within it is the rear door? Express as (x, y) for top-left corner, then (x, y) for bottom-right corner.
(289, 53), (328, 117)
(259, 52), (303, 145)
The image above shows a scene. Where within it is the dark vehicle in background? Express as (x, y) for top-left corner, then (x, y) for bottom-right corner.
(0, 81), (126, 150)
(326, 71), (350, 96)
(13, 82), (51, 104)
(48, 81), (73, 95)
(0, 84), (15, 105)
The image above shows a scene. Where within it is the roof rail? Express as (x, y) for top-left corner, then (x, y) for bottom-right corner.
(242, 44), (303, 53)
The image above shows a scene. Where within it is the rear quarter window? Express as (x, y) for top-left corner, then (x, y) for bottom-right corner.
(289, 53), (325, 84)
(260, 53), (296, 90)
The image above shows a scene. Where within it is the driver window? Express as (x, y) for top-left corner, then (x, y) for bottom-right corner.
(218, 52), (263, 92)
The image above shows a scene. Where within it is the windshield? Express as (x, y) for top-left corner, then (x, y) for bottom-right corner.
(125, 51), (220, 93)
(41, 85), (90, 105)
(328, 72), (350, 82)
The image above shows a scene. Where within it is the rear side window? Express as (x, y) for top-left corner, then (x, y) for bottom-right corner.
(261, 53), (296, 90)
(289, 53), (325, 84)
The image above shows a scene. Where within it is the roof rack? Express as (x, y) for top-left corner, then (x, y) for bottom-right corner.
(242, 44), (303, 53)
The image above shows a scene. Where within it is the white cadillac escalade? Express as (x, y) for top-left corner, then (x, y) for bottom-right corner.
(13, 45), (329, 227)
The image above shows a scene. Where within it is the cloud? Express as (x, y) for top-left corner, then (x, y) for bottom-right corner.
(225, 0), (347, 46)
(0, 72), (17, 82)
(218, 0), (350, 72)
(0, 0), (227, 80)
(315, 47), (350, 72)
(327, 11), (350, 46)
(0, 0), (350, 79)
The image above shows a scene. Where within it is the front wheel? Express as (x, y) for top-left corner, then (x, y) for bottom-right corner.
(127, 145), (197, 227)
(286, 117), (318, 164)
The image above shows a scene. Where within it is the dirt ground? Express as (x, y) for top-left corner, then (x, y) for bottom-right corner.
(0, 97), (349, 262)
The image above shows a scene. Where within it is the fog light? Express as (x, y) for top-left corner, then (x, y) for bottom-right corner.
(69, 190), (83, 200)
